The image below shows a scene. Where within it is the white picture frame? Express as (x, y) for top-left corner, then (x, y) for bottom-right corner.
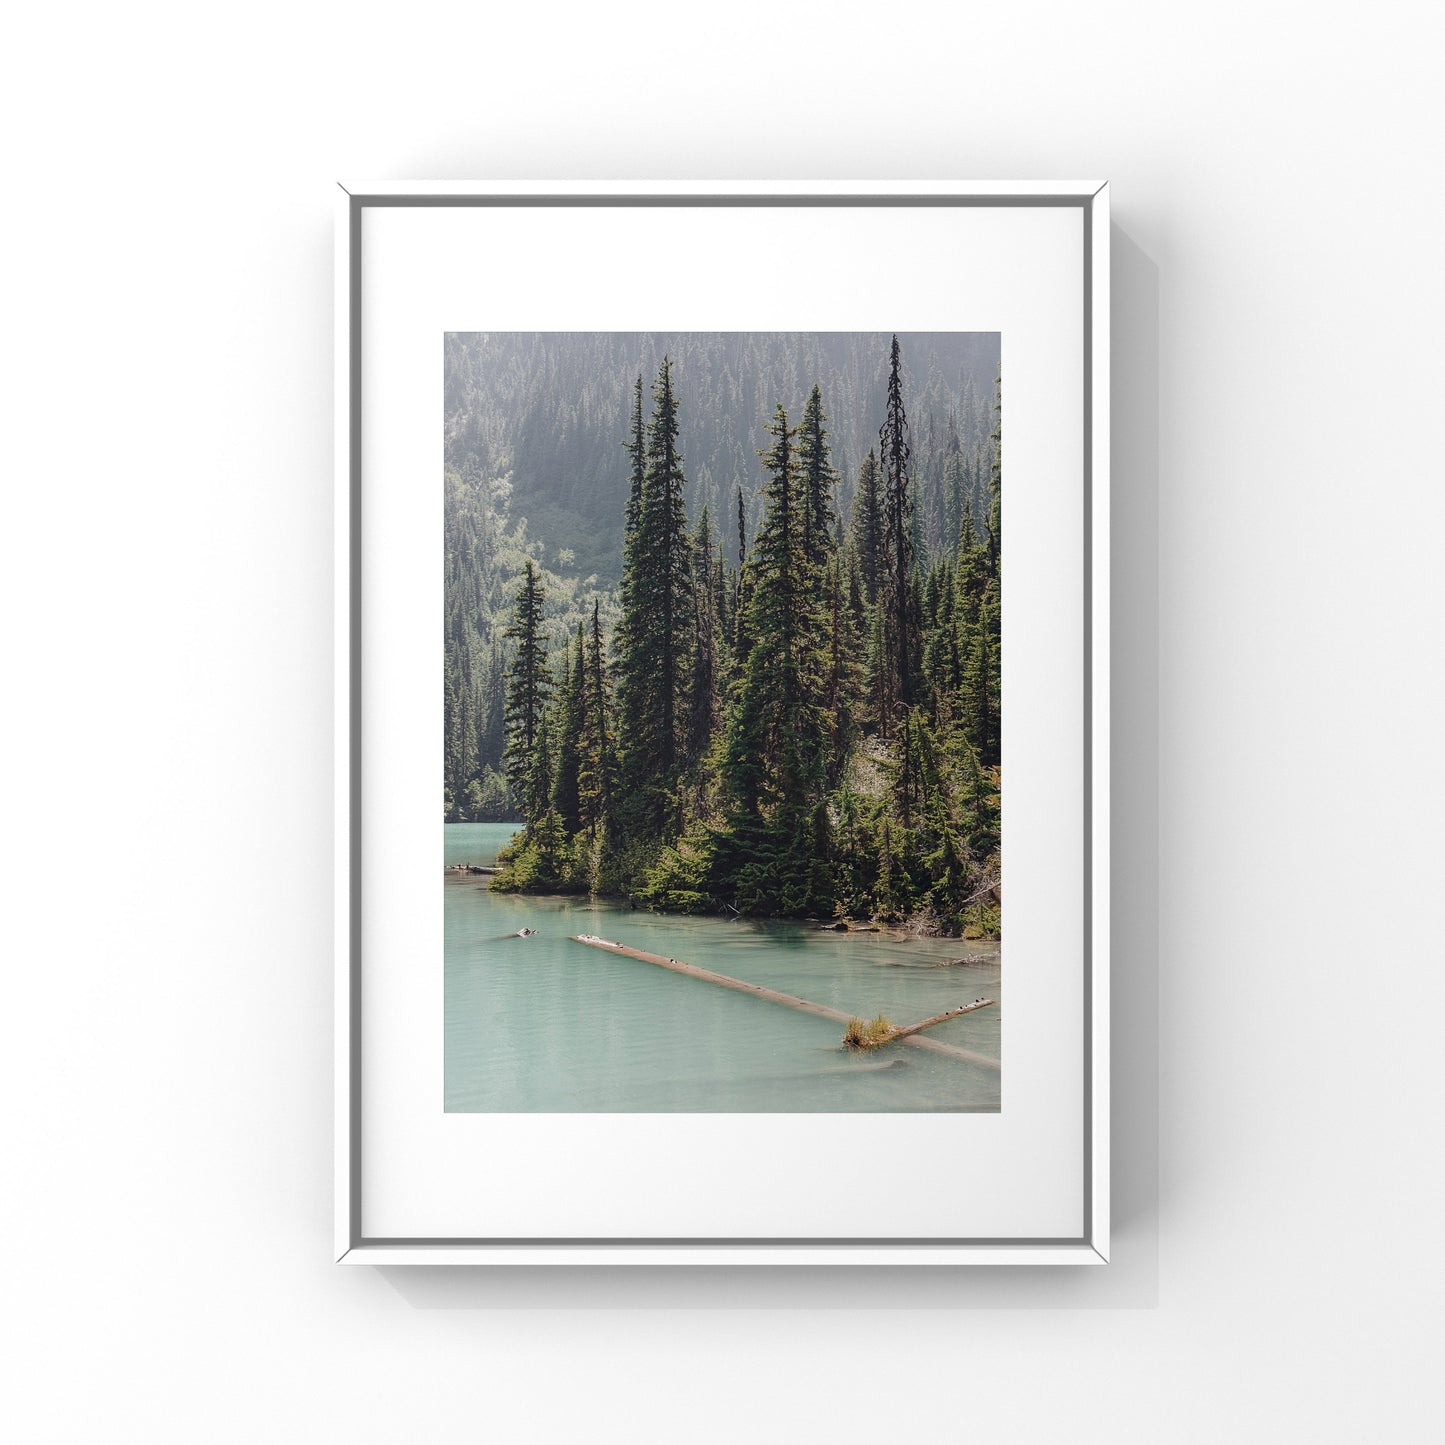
(336, 181), (1110, 1265)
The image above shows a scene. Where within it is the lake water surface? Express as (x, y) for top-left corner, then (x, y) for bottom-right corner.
(445, 822), (1000, 1112)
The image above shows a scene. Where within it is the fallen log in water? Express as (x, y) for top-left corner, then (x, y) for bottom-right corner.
(569, 935), (1000, 1072)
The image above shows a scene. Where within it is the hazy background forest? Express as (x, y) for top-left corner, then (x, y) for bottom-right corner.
(444, 331), (1003, 935)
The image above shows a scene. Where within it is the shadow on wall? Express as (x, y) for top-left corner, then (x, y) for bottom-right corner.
(377, 221), (1160, 1311)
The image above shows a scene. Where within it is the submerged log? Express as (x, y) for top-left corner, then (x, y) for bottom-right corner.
(853, 999), (997, 1051)
(569, 935), (1000, 1071)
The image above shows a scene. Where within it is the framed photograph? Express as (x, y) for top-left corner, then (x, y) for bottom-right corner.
(336, 181), (1109, 1265)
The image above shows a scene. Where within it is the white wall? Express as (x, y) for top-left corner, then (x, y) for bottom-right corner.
(4, 3), (1440, 1440)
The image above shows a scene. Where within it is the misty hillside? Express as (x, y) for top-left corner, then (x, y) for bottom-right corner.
(444, 331), (1000, 586)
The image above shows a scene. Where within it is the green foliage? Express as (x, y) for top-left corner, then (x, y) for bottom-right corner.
(711, 403), (838, 914)
(615, 357), (695, 835)
(796, 383), (837, 574)
(551, 626), (586, 832)
(465, 766), (512, 822)
(502, 561), (553, 821)
(489, 809), (576, 893)
(850, 448), (883, 607)
(635, 823), (718, 913)
(963, 901), (1002, 940)
(877, 335), (919, 729)
(451, 334), (1004, 938)
(576, 598), (616, 839)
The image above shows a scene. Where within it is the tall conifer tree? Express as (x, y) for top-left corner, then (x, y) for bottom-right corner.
(878, 335), (918, 730)
(577, 598), (615, 837)
(720, 405), (832, 912)
(850, 448), (883, 608)
(796, 384), (837, 581)
(551, 624), (587, 832)
(732, 487), (753, 669)
(501, 561), (552, 823)
(623, 373), (646, 540)
(616, 357), (693, 832)
(686, 507), (720, 767)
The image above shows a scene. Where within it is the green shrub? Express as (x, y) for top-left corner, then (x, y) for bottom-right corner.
(962, 901), (1001, 940)
(635, 825), (717, 913)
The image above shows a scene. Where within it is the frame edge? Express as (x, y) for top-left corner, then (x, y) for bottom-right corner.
(334, 185), (356, 1264)
(1088, 182), (1112, 1263)
(338, 178), (1109, 201)
(336, 181), (1112, 1265)
(338, 1245), (1110, 1267)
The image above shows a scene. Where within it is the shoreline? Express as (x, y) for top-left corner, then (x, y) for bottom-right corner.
(452, 872), (1000, 945)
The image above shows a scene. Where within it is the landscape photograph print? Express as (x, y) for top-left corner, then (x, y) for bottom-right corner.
(444, 332), (1002, 1112)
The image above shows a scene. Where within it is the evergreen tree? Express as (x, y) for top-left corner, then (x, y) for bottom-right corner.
(478, 640), (505, 777)
(878, 335), (919, 731)
(685, 507), (720, 768)
(920, 411), (944, 558)
(973, 363), (1002, 768)
(732, 486), (752, 669)
(616, 357), (694, 833)
(890, 705), (929, 829)
(719, 405), (832, 913)
(822, 553), (863, 783)
(527, 705), (555, 830)
(613, 374), (647, 689)
(863, 599), (890, 732)
(551, 624), (586, 832)
(577, 598), (615, 837)
(443, 457), (499, 817)
(850, 448), (883, 607)
(922, 556), (961, 715)
(501, 561), (552, 823)
(444, 661), (464, 819)
(942, 408), (965, 542)
(958, 597), (997, 768)
(623, 373), (646, 542)
(874, 814), (911, 920)
(796, 384), (838, 578)
(714, 552), (733, 686)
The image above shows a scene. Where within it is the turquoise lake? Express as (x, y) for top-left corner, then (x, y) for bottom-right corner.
(445, 822), (1001, 1112)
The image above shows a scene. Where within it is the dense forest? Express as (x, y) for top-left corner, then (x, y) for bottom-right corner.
(444, 332), (1002, 936)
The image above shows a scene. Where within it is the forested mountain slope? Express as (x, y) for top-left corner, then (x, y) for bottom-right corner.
(445, 332), (1002, 937)
(445, 331), (999, 585)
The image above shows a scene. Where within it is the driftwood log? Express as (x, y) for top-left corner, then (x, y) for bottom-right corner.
(569, 935), (999, 1071)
